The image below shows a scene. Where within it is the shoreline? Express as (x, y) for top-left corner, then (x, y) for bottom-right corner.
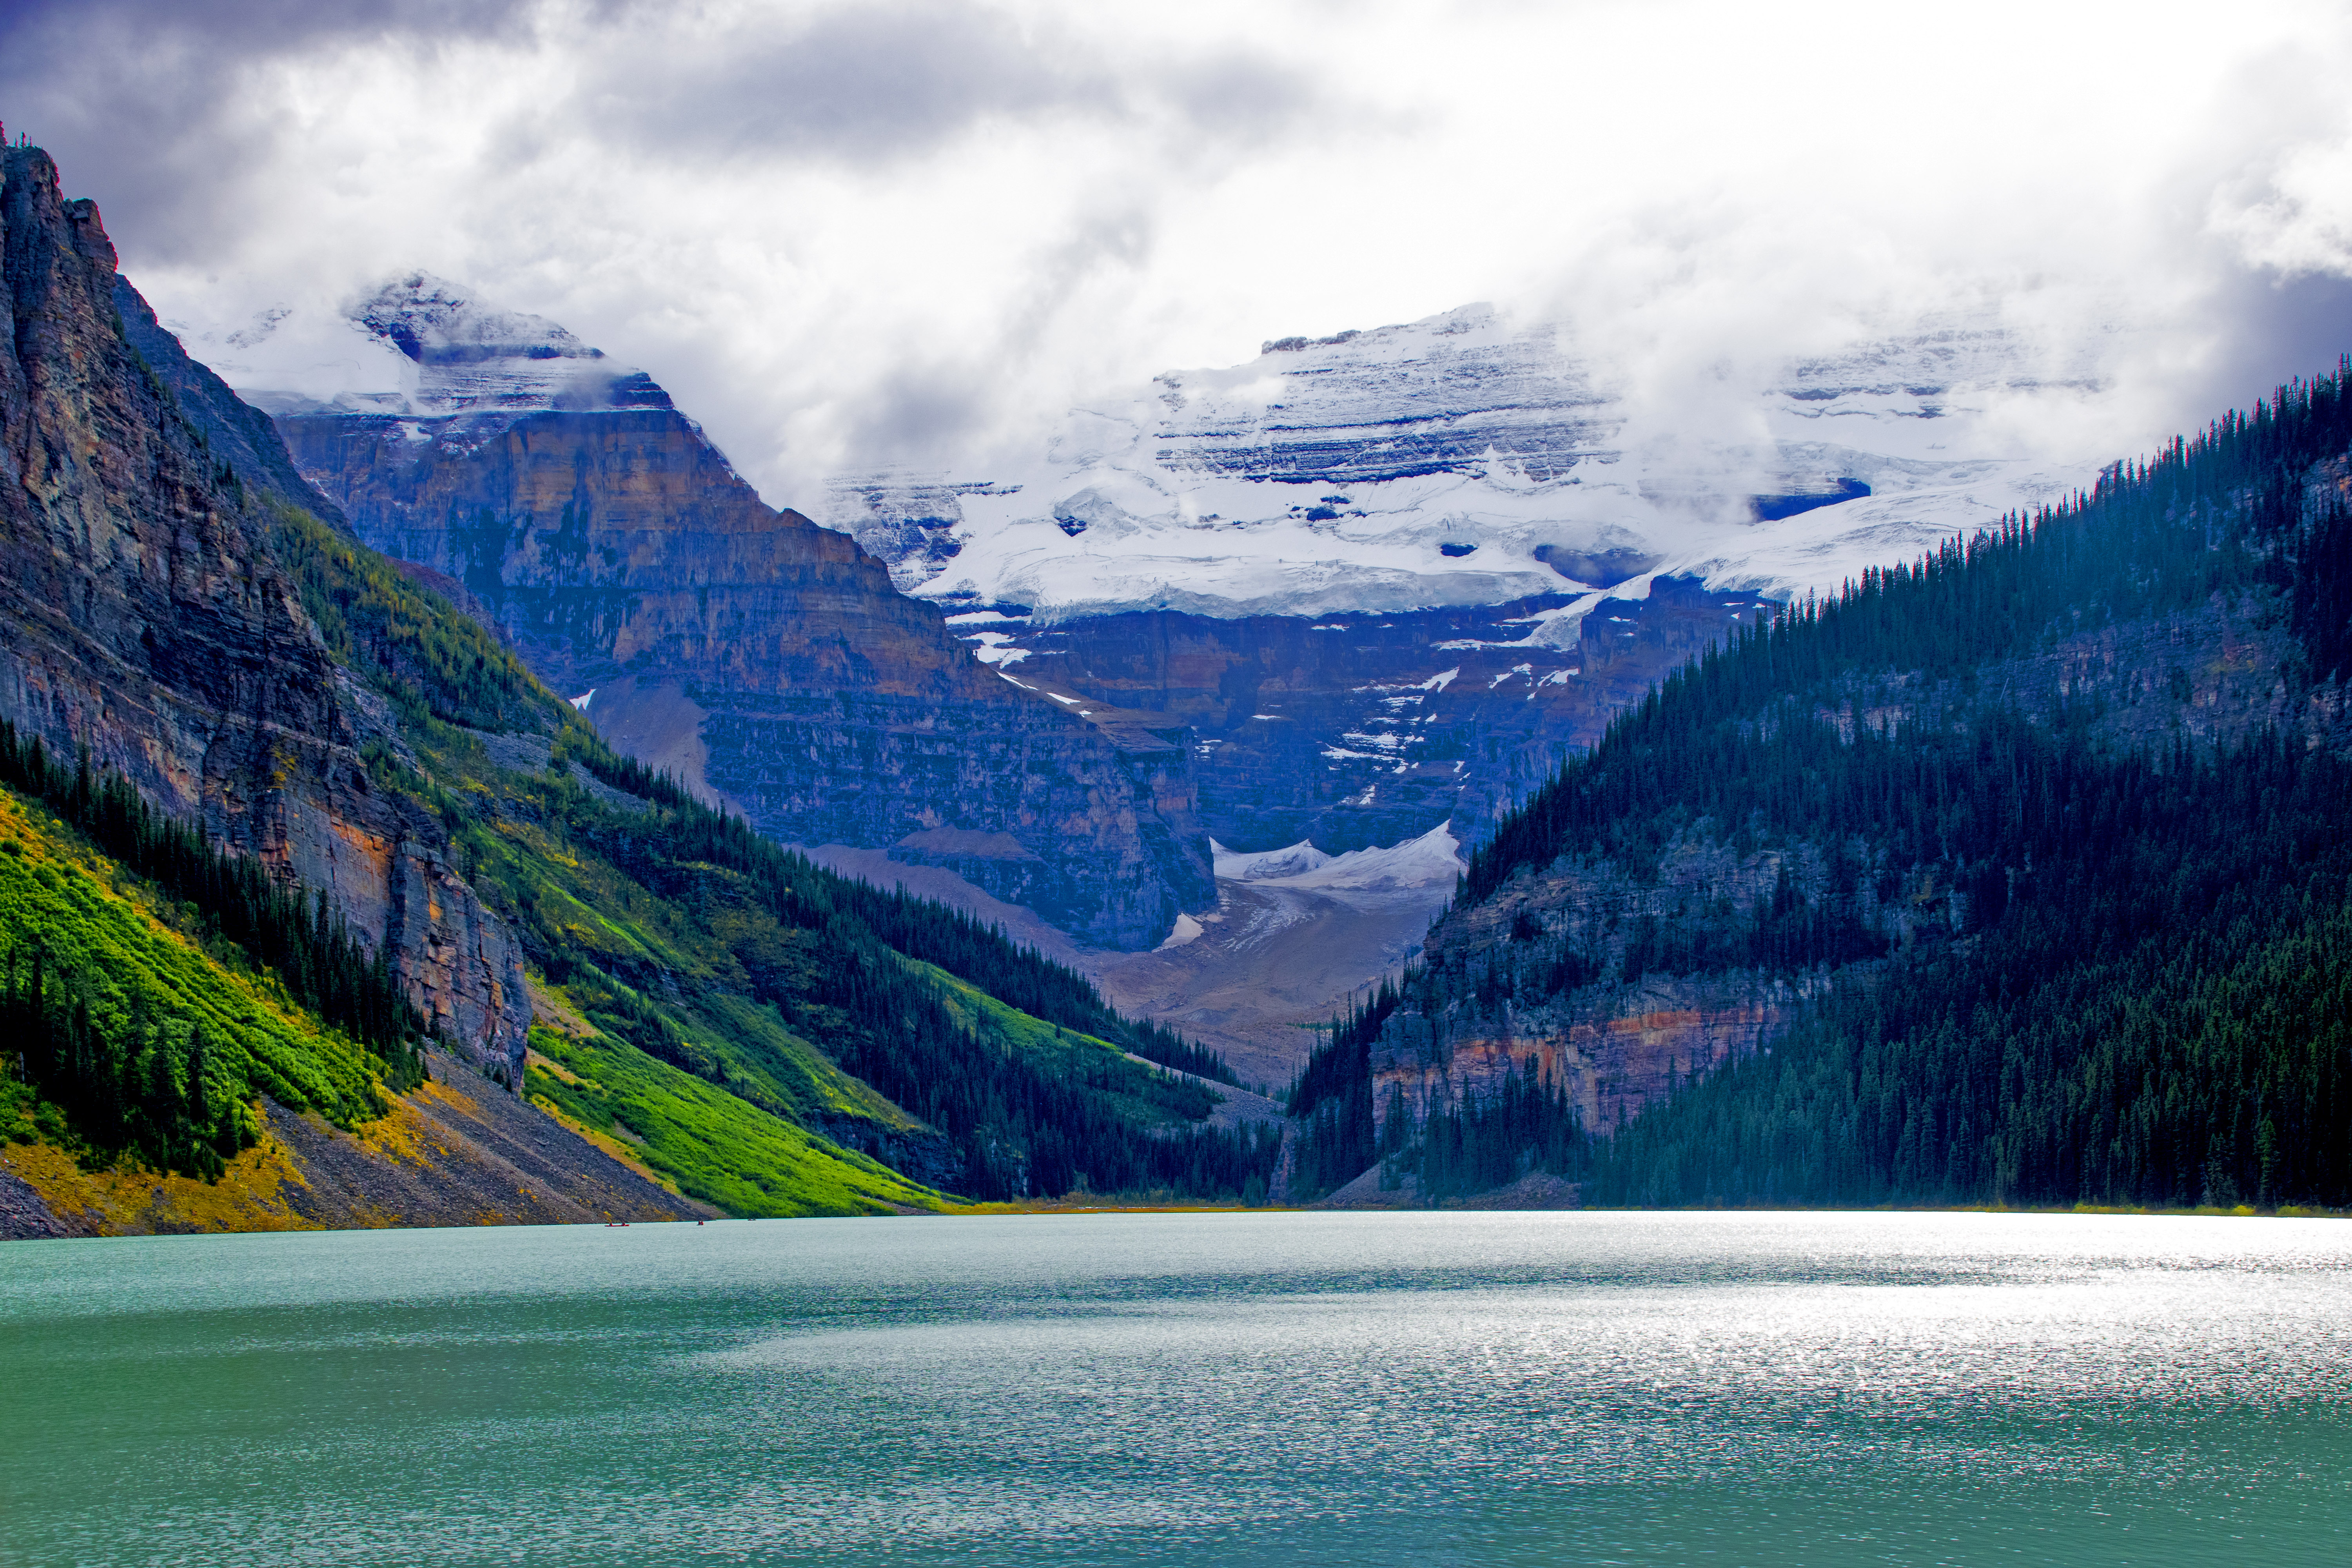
(8, 1189), (2346, 1240)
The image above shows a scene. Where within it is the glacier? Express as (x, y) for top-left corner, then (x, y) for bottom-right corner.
(1217, 824), (1466, 895)
(825, 303), (2108, 629)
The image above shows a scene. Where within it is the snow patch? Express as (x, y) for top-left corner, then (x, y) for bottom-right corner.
(1221, 824), (1466, 894)
(962, 631), (1031, 666)
(1156, 913), (1205, 950)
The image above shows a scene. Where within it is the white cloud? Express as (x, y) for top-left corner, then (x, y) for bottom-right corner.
(8, 0), (2352, 508)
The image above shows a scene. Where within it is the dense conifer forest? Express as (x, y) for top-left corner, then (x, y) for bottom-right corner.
(0, 783), (399, 1183)
(564, 732), (1241, 1086)
(0, 720), (427, 1080)
(1289, 366), (2352, 1209)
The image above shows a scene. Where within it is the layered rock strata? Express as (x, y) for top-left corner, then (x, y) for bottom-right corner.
(258, 278), (1210, 947)
(0, 147), (529, 1074)
(1369, 977), (1808, 1148)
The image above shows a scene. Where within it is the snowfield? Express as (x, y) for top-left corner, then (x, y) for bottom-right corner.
(826, 303), (2112, 626)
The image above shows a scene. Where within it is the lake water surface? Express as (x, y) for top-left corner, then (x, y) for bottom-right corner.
(4, 1211), (2348, 1566)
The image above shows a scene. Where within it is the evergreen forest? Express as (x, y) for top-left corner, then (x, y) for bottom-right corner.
(1290, 365), (2352, 1211)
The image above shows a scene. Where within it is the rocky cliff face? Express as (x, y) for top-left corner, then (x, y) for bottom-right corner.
(975, 575), (1771, 854)
(0, 149), (528, 1076)
(247, 276), (1210, 947)
(1370, 979), (1805, 1147)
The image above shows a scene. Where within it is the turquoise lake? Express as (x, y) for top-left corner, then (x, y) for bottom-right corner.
(4, 1211), (2348, 1565)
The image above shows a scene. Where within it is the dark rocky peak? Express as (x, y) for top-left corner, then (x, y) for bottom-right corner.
(191, 269), (672, 424)
(342, 272), (678, 421)
(352, 271), (600, 366)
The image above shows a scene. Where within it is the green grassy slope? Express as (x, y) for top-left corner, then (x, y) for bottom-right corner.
(0, 787), (363, 1173)
(523, 1023), (939, 1216)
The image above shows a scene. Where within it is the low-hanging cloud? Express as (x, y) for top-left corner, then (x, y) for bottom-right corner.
(0, 0), (535, 262)
(8, 0), (2352, 510)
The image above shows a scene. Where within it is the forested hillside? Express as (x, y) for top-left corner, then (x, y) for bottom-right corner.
(4, 506), (1272, 1215)
(1291, 366), (2352, 1210)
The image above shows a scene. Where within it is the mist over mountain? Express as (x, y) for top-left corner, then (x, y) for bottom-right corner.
(826, 300), (2106, 621)
(14, 0), (2352, 529)
(201, 272), (1216, 950)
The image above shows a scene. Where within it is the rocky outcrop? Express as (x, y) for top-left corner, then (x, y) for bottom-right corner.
(1381, 832), (1834, 1139)
(1370, 977), (1808, 1145)
(260, 279), (1211, 946)
(0, 146), (529, 1076)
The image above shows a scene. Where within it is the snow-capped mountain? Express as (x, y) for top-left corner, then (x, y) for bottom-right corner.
(825, 303), (2103, 627)
(176, 273), (1219, 949)
(168, 272), (673, 425)
(812, 302), (2118, 865)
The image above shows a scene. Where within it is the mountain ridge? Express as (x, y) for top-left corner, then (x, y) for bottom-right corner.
(218, 272), (1214, 948)
(0, 143), (1276, 1234)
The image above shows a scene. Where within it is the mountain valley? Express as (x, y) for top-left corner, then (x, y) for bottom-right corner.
(5, 123), (2348, 1228)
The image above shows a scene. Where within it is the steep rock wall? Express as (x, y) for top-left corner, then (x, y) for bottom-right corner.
(274, 395), (1214, 947)
(0, 147), (528, 1076)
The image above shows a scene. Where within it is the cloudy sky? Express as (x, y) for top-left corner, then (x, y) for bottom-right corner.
(7, 0), (2352, 509)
